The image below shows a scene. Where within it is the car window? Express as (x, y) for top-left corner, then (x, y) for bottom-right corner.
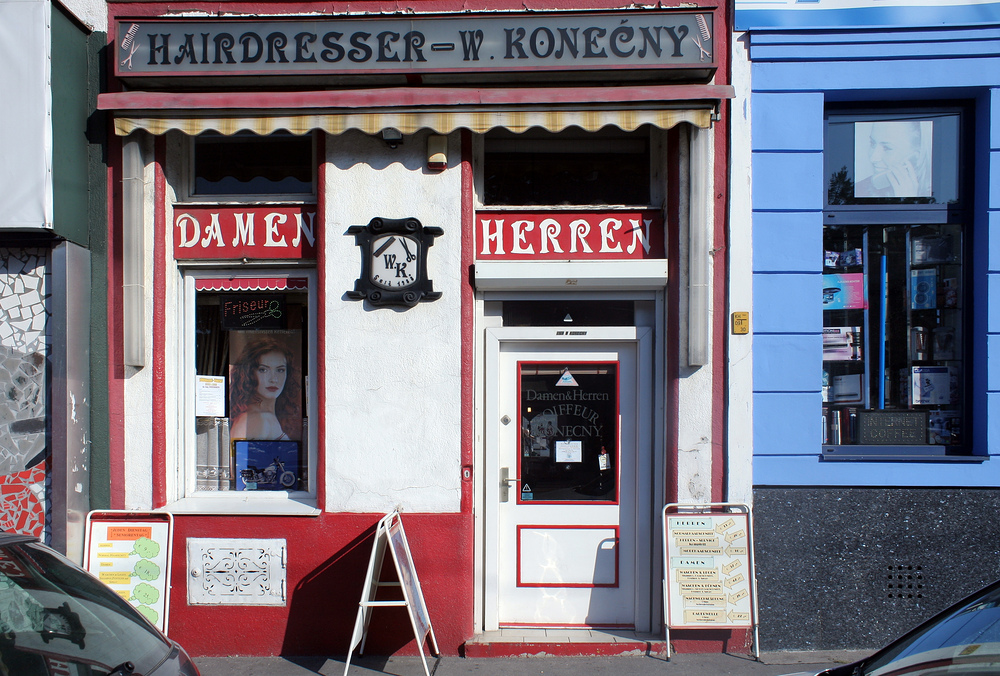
(866, 585), (1000, 675)
(0, 540), (172, 675)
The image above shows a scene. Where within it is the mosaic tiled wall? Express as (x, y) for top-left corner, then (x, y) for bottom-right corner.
(0, 248), (49, 539)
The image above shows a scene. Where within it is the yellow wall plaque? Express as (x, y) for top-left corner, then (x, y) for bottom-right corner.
(731, 311), (750, 335)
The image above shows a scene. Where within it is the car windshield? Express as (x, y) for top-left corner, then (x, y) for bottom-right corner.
(0, 539), (172, 675)
(865, 584), (1000, 675)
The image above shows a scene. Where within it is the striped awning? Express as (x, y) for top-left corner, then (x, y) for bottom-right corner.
(114, 106), (712, 137)
(195, 277), (309, 292)
(100, 85), (732, 137)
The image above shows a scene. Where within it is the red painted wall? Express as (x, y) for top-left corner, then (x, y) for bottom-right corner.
(168, 513), (473, 657)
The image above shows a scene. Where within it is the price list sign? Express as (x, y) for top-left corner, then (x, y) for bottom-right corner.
(664, 513), (752, 628)
(85, 512), (173, 634)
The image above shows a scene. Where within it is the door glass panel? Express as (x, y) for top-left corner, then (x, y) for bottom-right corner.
(518, 362), (618, 503)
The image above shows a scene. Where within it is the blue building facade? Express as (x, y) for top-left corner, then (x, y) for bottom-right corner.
(736, 0), (1000, 650)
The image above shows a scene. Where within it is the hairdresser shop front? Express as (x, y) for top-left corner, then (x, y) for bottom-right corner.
(98, 1), (735, 658)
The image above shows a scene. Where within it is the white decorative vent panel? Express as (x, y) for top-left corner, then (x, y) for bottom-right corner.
(187, 538), (286, 605)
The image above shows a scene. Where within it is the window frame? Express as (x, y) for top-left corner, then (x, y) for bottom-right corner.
(171, 267), (320, 514)
(476, 125), (665, 210)
(177, 131), (318, 204)
(820, 103), (979, 462)
(823, 104), (969, 215)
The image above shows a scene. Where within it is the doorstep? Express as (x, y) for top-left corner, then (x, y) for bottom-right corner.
(463, 628), (667, 658)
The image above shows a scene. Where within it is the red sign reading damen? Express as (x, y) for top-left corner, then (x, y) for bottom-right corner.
(476, 211), (663, 260)
(174, 205), (317, 260)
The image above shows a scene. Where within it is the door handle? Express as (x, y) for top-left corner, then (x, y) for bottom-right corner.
(500, 466), (520, 503)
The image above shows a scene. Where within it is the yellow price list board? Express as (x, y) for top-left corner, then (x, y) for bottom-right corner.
(665, 512), (752, 628)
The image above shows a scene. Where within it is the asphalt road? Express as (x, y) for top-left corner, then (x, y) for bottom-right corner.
(193, 651), (866, 676)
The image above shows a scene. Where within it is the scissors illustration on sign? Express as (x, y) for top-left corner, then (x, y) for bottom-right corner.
(692, 15), (712, 62)
(240, 300), (283, 327)
(119, 24), (140, 70)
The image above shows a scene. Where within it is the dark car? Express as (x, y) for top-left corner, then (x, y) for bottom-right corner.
(0, 531), (200, 676)
(782, 579), (1000, 676)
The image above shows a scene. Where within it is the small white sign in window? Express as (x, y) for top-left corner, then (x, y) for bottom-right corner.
(195, 375), (226, 417)
(555, 440), (583, 464)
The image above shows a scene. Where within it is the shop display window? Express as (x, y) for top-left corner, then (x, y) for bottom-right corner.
(822, 106), (970, 458)
(186, 274), (315, 499)
(190, 131), (315, 199)
(483, 127), (651, 206)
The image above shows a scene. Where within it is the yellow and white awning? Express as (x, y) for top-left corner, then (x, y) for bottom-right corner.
(113, 106), (712, 136)
(100, 84), (733, 136)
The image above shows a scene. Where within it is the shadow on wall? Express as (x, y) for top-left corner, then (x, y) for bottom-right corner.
(328, 128), (446, 174)
(282, 521), (416, 657)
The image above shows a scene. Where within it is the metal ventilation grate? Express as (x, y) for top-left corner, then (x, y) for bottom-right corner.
(887, 564), (924, 600)
(187, 538), (287, 606)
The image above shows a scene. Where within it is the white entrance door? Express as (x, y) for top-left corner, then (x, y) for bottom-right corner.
(485, 327), (653, 630)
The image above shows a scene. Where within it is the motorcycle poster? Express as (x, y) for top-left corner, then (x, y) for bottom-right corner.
(234, 440), (300, 491)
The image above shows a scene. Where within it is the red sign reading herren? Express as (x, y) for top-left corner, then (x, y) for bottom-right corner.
(476, 211), (664, 260)
(173, 205), (317, 260)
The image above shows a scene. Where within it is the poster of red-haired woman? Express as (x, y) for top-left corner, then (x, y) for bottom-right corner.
(228, 330), (303, 442)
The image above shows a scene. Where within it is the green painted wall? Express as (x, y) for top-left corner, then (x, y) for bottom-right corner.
(50, 5), (90, 246)
(84, 18), (110, 512)
(51, 2), (110, 510)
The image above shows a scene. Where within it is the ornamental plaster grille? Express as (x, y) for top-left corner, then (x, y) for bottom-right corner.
(187, 538), (286, 605)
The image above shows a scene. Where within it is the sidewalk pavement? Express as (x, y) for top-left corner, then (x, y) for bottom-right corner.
(194, 650), (869, 676)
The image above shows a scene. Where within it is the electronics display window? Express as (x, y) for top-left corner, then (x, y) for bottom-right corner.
(822, 106), (970, 457)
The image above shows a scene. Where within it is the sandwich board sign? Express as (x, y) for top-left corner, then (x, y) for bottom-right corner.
(344, 510), (439, 676)
(84, 511), (174, 634)
(662, 503), (758, 659)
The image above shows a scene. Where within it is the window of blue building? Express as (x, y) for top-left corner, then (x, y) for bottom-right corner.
(821, 105), (971, 458)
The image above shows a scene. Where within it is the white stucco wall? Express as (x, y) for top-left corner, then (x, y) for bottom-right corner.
(324, 130), (464, 513)
(61, 0), (108, 33)
(727, 32), (754, 507)
(121, 130), (462, 512)
(123, 134), (156, 510)
(675, 126), (717, 505)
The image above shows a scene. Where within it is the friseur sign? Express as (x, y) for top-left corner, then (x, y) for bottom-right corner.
(115, 12), (714, 78)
